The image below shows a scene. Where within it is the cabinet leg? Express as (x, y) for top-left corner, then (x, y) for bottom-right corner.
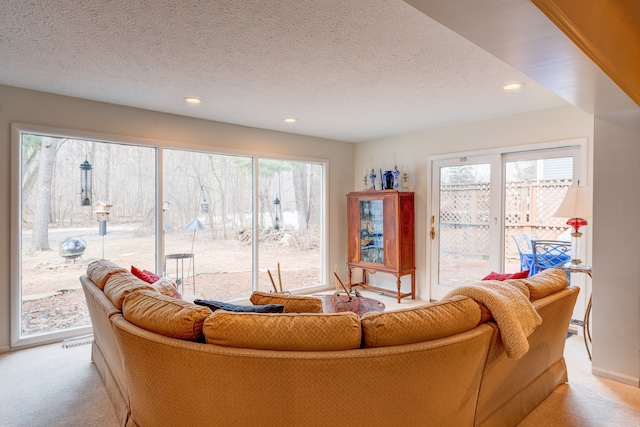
(396, 277), (402, 303)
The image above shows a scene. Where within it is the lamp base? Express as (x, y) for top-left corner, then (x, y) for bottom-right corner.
(570, 229), (583, 266)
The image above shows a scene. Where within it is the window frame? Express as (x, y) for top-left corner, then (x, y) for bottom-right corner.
(10, 123), (329, 348)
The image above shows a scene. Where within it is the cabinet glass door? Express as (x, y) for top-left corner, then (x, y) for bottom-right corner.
(359, 200), (384, 263)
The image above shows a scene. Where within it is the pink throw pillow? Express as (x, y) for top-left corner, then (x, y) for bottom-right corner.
(482, 270), (529, 281)
(131, 265), (158, 284)
(510, 270), (530, 279)
(143, 269), (161, 282)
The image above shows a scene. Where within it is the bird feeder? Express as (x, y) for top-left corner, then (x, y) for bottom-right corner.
(94, 201), (113, 236)
(80, 159), (93, 206)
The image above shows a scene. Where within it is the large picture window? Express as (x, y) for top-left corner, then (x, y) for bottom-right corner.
(14, 132), (156, 346)
(257, 158), (323, 293)
(11, 125), (326, 347)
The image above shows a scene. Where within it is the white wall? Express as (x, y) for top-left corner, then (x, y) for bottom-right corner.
(354, 104), (594, 301)
(0, 84), (355, 351)
(592, 116), (640, 385)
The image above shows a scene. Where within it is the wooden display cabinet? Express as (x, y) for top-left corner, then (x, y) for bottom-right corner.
(347, 190), (415, 302)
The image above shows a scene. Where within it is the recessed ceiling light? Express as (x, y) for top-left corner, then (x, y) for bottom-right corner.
(283, 117), (297, 123)
(184, 97), (202, 104)
(503, 82), (525, 91)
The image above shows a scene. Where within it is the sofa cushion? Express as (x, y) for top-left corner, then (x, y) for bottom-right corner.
(478, 303), (494, 324)
(87, 259), (128, 290)
(122, 289), (211, 341)
(249, 291), (323, 313)
(360, 295), (481, 348)
(202, 311), (361, 351)
(103, 271), (157, 310)
(194, 299), (285, 313)
(510, 268), (568, 301)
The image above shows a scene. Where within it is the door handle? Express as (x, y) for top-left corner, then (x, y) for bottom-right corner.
(430, 215), (436, 240)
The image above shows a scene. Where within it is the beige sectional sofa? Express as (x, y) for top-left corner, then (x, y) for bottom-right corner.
(80, 260), (578, 427)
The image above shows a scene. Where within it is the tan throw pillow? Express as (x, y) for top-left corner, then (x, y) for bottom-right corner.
(203, 311), (361, 351)
(122, 290), (211, 341)
(151, 277), (182, 299)
(511, 268), (568, 301)
(103, 271), (157, 310)
(87, 259), (128, 290)
(360, 295), (481, 348)
(249, 291), (323, 313)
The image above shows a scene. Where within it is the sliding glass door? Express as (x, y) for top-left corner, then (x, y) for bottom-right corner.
(429, 143), (584, 301)
(430, 155), (501, 300)
(503, 149), (579, 273)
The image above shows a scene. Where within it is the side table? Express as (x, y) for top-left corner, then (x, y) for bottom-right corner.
(561, 263), (592, 360)
(164, 253), (195, 294)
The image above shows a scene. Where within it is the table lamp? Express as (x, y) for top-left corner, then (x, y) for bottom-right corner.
(553, 182), (592, 265)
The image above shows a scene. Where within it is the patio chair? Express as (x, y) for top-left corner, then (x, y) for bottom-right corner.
(530, 240), (571, 275)
(511, 233), (538, 271)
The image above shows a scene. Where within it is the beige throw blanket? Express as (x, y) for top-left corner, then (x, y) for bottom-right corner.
(444, 281), (542, 359)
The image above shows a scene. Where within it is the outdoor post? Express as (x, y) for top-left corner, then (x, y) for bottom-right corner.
(94, 201), (112, 259)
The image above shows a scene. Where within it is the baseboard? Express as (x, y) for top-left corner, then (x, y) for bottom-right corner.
(0, 345), (10, 354)
(592, 366), (640, 387)
(61, 334), (94, 349)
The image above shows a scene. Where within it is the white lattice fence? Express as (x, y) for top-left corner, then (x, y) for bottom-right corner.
(439, 182), (490, 258)
(440, 179), (571, 259)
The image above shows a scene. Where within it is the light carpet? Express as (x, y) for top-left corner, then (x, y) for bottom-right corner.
(0, 290), (638, 426)
(0, 340), (117, 427)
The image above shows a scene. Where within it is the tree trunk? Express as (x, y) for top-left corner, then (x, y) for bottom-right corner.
(31, 137), (58, 251)
(292, 164), (309, 231)
(20, 141), (41, 222)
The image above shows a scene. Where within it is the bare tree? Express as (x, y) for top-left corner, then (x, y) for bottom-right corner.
(30, 137), (58, 251)
(20, 135), (43, 222)
(292, 163), (309, 232)
(208, 155), (228, 239)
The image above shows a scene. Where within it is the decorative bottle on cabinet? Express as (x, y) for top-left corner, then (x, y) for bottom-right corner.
(347, 190), (415, 302)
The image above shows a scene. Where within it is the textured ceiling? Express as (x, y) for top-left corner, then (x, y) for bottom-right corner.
(0, 0), (568, 142)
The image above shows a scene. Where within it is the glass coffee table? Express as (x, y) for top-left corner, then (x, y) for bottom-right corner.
(313, 293), (385, 315)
